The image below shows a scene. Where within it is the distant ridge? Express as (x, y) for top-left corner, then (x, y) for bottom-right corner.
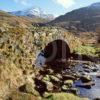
(49, 2), (100, 32)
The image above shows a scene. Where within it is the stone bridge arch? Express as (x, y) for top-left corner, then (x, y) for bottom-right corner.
(44, 39), (71, 63)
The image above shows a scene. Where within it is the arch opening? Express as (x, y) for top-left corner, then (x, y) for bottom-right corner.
(44, 39), (71, 63)
(35, 39), (71, 71)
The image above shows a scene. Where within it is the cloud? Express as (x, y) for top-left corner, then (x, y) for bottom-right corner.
(21, 1), (28, 6)
(53, 0), (75, 8)
(13, 0), (29, 6)
(13, 0), (75, 8)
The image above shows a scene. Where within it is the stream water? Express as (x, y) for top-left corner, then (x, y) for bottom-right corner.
(74, 65), (100, 100)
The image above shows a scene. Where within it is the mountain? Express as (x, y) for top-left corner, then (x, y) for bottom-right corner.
(9, 7), (54, 20)
(49, 2), (100, 32)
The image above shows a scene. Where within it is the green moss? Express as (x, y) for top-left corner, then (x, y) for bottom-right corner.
(74, 45), (99, 57)
(64, 80), (73, 85)
(43, 93), (88, 100)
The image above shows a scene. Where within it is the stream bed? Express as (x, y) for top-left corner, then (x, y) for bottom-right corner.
(74, 64), (100, 100)
(36, 52), (100, 100)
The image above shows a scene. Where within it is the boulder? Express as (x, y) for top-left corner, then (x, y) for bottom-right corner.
(84, 69), (90, 73)
(92, 68), (98, 72)
(39, 68), (54, 75)
(46, 69), (54, 74)
(55, 74), (62, 79)
(63, 75), (76, 81)
(80, 75), (92, 83)
(83, 65), (90, 69)
(50, 75), (60, 83)
(63, 80), (74, 87)
(76, 84), (91, 89)
(97, 74), (100, 78)
(70, 88), (79, 95)
(76, 82), (95, 89)
(61, 85), (69, 92)
(42, 75), (50, 82)
(44, 81), (54, 92)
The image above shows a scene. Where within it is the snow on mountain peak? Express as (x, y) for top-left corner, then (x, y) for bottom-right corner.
(9, 7), (54, 20)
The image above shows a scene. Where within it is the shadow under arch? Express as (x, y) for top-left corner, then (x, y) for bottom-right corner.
(43, 39), (71, 72)
(44, 39), (71, 62)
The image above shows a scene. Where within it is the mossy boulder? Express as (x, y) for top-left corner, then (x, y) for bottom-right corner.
(80, 75), (92, 83)
(61, 85), (69, 91)
(55, 74), (62, 79)
(70, 88), (79, 95)
(43, 81), (54, 92)
(42, 75), (50, 82)
(64, 80), (74, 87)
(50, 75), (60, 83)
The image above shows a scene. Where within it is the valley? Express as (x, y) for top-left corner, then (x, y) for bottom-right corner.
(0, 2), (100, 100)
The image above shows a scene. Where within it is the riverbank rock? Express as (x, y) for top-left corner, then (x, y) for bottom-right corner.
(39, 68), (54, 75)
(55, 73), (62, 79)
(80, 75), (92, 83)
(63, 80), (74, 87)
(63, 75), (76, 81)
(76, 82), (95, 89)
(70, 88), (79, 95)
(83, 65), (90, 69)
(84, 69), (90, 73)
(61, 85), (69, 91)
(43, 81), (54, 92)
(50, 75), (60, 83)
(92, 68), (98, 72)
(97, 74), (100, 78)
(42, 75), (50, 81)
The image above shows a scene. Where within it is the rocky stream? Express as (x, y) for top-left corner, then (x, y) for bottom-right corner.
(35, 51), (100, 100)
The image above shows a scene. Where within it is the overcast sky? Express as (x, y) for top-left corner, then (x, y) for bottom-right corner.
(0, 0), (100, 16)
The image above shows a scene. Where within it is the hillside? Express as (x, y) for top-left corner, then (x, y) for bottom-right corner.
(49, 2), (100, 32)
(0, 10), (48, 28)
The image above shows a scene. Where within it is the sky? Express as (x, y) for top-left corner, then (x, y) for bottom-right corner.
(0, 0), (100, 16)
